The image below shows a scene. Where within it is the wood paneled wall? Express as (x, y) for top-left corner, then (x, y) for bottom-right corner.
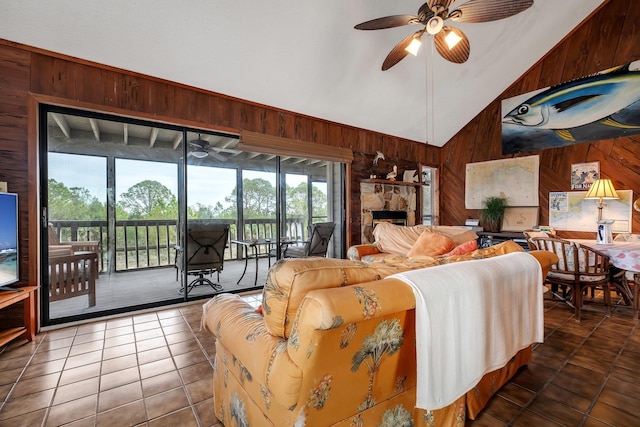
(442, 0), (640, 239)
(1, 0), (639, 292)
(0, 40), (440, 287)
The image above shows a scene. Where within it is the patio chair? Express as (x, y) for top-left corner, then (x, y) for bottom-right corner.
(529, 236), (611, 321)
(48, 247), (98, 306)
(283, 222), (335, 258)
(48, 223), (100, 254)
(175, 223), (230, 294)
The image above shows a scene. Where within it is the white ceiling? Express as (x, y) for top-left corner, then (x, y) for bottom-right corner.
(0, 0), (606, 147)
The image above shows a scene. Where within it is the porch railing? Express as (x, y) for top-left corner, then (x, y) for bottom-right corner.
(49, 217), (306, 274)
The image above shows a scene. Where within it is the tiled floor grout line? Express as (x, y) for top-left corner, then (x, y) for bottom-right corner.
(506, 301), (608, 426)
(0, 333), (46, 417)
(576, 318), (640, 427)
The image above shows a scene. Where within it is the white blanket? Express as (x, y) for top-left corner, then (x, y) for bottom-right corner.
(389, 252), (543, 410)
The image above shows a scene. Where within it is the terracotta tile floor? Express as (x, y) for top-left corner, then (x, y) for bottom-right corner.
(0, 292), (639, 426)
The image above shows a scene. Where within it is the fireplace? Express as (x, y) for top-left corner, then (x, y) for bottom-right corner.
(372, 210), (408, 226)
(360, 181), (416, 244)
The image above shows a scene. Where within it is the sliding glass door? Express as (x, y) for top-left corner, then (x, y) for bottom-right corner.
(40, 105), (345, 325)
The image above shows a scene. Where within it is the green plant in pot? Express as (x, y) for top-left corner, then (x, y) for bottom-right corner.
(480, 196), (508, 232)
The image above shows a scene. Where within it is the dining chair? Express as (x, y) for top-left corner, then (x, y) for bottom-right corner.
(529, 236), (612, 321)
(610, 233), (640, 318)
(522, 229), (550, 251)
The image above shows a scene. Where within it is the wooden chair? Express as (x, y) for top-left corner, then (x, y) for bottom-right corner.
(282, 222), (335, 258)
(175, 223), (230, 294)
(529, 236), (611, 321)
(48, 223), (100, 254)
(610, 233), (640, 318)
(48, 247), (98, 306)
(522, 229), (550, 251)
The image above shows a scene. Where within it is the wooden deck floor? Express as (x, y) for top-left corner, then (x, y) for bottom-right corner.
(48, 257), (272, 321)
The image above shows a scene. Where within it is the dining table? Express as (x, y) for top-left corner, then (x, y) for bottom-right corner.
(571, 239), (640, 318)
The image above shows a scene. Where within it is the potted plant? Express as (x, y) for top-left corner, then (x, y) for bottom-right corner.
(480, 196), (508, 232)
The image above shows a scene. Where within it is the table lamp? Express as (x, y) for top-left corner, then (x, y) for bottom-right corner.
(584, 178), (619, 221)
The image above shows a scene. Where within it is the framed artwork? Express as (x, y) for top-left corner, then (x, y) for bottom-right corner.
(549, 190), (633, 232)
(465, 155), (539, 209)
(571, 162), (599, 190)
(501, 207), (539, 232)
(502, 62), (640, 155)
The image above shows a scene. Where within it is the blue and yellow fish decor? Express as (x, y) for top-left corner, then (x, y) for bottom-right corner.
(502, 60), (640, 154)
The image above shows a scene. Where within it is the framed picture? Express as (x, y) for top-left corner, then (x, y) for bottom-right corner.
(571, 161), (599, 190)
(501, 207), (539, 232)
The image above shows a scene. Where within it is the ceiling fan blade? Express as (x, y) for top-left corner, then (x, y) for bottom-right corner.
(355, 15), (418, 30)
(382, 31), (422, 71)
(449, 0), (533, 23)
(434, 26), (470, 64)
(208, 151), (227, 162)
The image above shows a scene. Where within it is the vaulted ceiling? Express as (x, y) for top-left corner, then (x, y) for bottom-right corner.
(0, 0), (607, 147)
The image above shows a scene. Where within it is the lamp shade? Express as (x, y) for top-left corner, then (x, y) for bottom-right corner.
(584, 179), (619, 200)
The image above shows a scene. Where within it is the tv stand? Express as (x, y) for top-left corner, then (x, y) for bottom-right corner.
(0, 286), (37, 347)
(0, 285), (24, 292)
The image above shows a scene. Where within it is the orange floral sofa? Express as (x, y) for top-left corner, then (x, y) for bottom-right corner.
(347, 223), (479, 262)
(202, 241), (557, 427)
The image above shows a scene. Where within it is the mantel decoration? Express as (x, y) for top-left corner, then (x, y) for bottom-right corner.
(479, 196), (508, 232)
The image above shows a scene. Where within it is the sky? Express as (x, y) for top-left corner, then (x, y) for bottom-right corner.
(48, 153), (307, 208)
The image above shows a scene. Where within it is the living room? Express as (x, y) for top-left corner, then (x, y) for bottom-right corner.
(1, 0), (640, 425)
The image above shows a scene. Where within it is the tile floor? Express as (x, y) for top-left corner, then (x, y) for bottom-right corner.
(0, 292), (639, 426)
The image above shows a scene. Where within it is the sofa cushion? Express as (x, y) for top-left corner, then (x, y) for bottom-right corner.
(447, 239), (478, 256)
(262, 257), (407, 338)
(407, 231), (456, 257)
(372, 222), (478, 256)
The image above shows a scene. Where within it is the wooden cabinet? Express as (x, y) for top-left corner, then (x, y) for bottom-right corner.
(0, 286), (37, 346)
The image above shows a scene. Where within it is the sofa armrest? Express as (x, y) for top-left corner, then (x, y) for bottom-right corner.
(346, 243), (381, 261)
(287, 277), (414, 367)
(527, 250), (559, 280)
(202, 294), (303, 408)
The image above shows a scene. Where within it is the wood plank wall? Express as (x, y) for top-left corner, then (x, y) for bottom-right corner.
(442, 0), (640, 239)
(2, 0), (638, 292)
(0, 40), (440, 287)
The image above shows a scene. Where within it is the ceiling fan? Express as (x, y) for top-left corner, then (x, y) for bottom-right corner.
(355, 0), (534, 71)
(188, 136), (239, 161)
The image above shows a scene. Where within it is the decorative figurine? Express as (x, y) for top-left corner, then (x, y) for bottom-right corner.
(386, 165), (398, 181)
(373, 151), (385, 166)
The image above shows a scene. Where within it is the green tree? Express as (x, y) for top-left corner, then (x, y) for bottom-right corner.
(119, 180), (177, 219)
(48, 178), (105, 220)
(224, 178), (276, 218)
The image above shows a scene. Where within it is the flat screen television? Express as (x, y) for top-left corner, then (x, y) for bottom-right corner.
(0, 192), (19, 289)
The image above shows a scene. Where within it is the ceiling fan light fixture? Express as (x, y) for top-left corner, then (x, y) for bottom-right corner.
(426, 16), (444, 35)
(444, 30), (462, 50)
(405, 37), (422, 56)
(191, 149), (208, 159)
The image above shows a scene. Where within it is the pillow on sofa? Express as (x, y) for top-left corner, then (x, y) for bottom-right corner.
(406, 231), (456, 257)
(447, 239), (478, 256)
(373, 223), (431, 256)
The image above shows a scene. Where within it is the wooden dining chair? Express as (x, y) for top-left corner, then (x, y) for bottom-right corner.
(610, 233), (640, 318)
(529, 236), (612, 321)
